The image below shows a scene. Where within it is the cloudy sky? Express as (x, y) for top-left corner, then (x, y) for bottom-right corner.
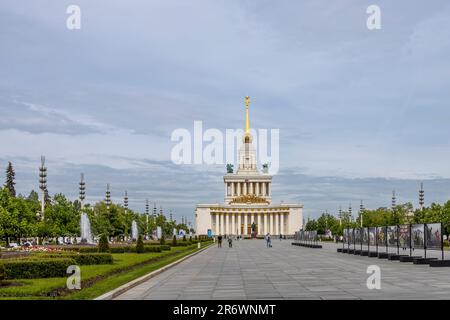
(1, 0), (450, 222)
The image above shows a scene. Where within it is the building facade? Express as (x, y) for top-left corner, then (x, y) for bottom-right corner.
(195, 97), (303, 236)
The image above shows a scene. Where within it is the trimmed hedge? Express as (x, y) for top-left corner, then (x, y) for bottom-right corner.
(36, 253), (113, 265)
(108, 245), (164, 253)
(78, 247), (100, 253)
(0, 258), (76, 279)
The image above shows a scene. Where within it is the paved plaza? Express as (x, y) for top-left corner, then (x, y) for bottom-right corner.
(115, 240), (450, 300)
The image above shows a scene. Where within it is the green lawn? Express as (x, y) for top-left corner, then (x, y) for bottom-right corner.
(0, 242), (212, 300)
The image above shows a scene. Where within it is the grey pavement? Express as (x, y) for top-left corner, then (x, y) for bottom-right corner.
(114, 240), (450, 300)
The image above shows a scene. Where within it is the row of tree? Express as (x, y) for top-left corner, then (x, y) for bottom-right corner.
(0, 162), (190, 245)
(304, 202), (450, 238)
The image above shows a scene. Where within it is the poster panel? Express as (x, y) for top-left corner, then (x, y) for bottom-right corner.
(362, 228), (369, 245)
(387, 225), (398, 247)
(343, 228), (348, 244)
(377, 226), (387, 247)
(355, 228), (361, 245)
(369, 227), (376, 246)
(411, 224), (425, 249)
(425, 223), (442, 250)
(156, 226), (162, 239)
(398, 225), (411, 249)
(348, 228), (354, 244)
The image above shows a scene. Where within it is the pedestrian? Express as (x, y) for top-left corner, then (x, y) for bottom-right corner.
(228, 237), (233, 248)
(279, 233), (282, 241)
(268, 234), (272, 248)
(218, 234), (222, 248)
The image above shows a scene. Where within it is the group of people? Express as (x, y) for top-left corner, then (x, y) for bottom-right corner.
(215, 233), (284, 248)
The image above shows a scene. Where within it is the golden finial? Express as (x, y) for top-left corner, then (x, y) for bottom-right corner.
(244, 96), (250, 133)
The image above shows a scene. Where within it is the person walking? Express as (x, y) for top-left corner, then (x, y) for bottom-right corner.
(268, 234), (272, 248)
(228, 237), (233, 248)
(279, 233), (282, 241)
(217, 235), (222, 248)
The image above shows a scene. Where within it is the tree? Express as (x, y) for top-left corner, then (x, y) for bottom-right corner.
(4, 162), (16, 197)
(98, 234), (109, 252)
(136, 235), (144, 253)
(172, 235), (177, 246)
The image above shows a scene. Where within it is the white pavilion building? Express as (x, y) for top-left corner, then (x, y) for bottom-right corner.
(195, 97), (303, 237)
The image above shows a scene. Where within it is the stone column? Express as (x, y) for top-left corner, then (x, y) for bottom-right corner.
(269, 213), (273, 234)
(244, 214), (248, 235)
(231, 183), (235, 196)
(262, 183), (266, 197)
(264, 213), (267, 235)
(238, 214), (242, 235)
(268, 183), (271, 197)
(249, 182), (253, 195)
(232, 214), (235, 235)
(243, 183), (247, 195)
(223, 212), (229, 234)
(256, 182), (260, 196)
(275, 213), (279, 235)
(220, 213), (224, 235)
(237, 182), (241, 196)
(257, 213), (262, 235)
(280, 213), (284, 235)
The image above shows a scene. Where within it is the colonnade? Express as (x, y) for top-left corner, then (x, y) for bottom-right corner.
(226, 181), (271, 197)
(213, 212), (286, 236)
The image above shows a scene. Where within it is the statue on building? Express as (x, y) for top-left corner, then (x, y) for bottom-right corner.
(226, 163), (234, 173)
(251, 221), (257, 239)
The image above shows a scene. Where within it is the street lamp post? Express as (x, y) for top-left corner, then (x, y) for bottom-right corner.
(39, 156), (47, 220)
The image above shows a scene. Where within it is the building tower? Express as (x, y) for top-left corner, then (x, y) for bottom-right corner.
(419, 182), (425, 210)
(105, 184), (111, 211)
(79, 173), (86, 208)
(39, 156), (47, 219)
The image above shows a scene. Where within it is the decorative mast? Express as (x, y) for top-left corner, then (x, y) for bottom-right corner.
(244, 96), (250, 134)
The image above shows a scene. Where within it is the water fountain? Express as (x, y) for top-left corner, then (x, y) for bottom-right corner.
(80, 213), (93, 244)
(131, 220), (138, 241)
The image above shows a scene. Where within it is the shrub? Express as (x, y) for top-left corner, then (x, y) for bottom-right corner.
(136, 235), (145, 254)
(172, 235), (177, 247)
(78, 247), (99, 253)
(194, 235), (198, 241)
(160, 245), (171, 251)
(75, 253), (113, 265)
(183, 235), (187, 242)
(0, 258), (76, 279)
(98, 234), (109, 253)
(31, 253), (113, 265)
(109, 247), (127, 253)
(160, 237), (165, 245)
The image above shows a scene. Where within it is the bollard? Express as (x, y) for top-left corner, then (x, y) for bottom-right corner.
(198, 242), (201, 249)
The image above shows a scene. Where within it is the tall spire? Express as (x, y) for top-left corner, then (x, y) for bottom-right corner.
(244, 96), (250, 134)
